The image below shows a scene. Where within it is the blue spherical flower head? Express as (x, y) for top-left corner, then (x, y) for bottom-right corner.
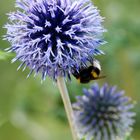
(4, 0), (105, 80)
(73, 83), (135, 140)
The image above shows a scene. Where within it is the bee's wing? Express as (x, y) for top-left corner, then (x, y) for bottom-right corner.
(91, 75), (106, 80)
(96, 75), (106, 79)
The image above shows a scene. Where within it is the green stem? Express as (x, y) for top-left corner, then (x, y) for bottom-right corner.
(116, 137), (122, 140)
(57, 77), (78, 140)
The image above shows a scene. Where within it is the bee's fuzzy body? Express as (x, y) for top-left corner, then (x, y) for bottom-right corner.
(72, 60), (104, 83)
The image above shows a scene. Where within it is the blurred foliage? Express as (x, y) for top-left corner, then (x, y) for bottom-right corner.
(0, 50), (13, 60)
(0, 0), (140, 140)
(125, 136), (135, 140)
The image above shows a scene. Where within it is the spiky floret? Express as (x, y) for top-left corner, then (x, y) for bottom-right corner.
(73, 83), (135, 140)
(4, 0), (105, 80)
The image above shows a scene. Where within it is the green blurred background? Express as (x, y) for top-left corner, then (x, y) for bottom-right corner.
(0, 0), (140, 139)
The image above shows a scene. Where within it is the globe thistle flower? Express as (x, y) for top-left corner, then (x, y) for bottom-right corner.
(73, 83), (135, 140)
(4, 0), (105, 80)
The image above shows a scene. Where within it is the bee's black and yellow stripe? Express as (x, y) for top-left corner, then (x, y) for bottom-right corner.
(72, 66), (101, 83)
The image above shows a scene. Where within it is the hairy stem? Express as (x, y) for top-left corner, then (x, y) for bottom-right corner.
(57, 77), (78, 140)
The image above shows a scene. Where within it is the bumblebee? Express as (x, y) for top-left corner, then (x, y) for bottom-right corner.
(72, 60), (105, 83)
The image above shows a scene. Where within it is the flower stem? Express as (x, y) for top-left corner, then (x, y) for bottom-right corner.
(116, 137), (122, 140)
(57, 77), (78, 140)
